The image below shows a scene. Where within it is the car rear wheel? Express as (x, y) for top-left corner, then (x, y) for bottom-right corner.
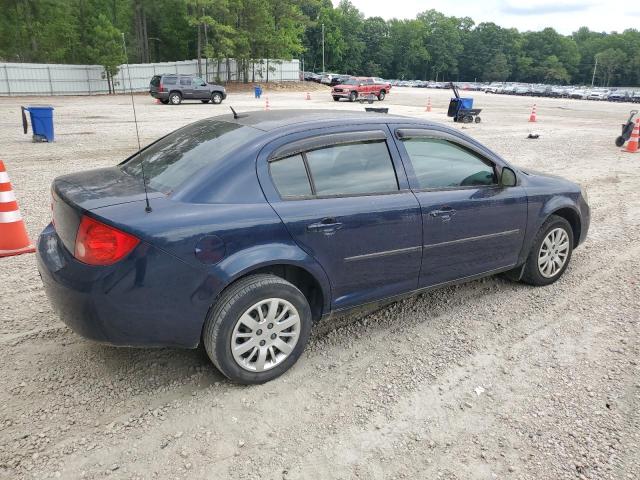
(202, 274), (312, 384)
(378, 90), (385, 101)
(521, 215), (573, 286)
(349, 91), (357, 102)
(211, 92), (223, 104)
(169, 92), (182, 105)
(201, 99), (210, 103)
(333, 96), (340, 102)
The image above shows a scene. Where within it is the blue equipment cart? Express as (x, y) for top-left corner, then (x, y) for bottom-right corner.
(447, 83), (482, 124)
(21, 105), (55, 142)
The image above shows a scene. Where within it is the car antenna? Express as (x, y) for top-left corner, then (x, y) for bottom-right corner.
(121, 32), (152, 213)
(229, 106), (247, 119)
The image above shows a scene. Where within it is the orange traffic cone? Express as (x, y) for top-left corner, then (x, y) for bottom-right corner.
(529, 104), (537, 122)
(0, 160), (35, 258)
(623, 118), (640, 153)
(306, 92), (311, 100)
(425, 97), (432, 112)
(264, 96), (270, 111)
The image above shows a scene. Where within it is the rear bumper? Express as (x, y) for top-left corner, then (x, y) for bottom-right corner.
(149, 91), (169, 100)
(36, 223), (209, 348)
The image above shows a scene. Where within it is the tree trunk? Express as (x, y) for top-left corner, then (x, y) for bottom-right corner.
(197, 22), (202, 76)
(141, 4), (149, 63)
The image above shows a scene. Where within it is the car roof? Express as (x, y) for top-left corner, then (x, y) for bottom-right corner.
(215, 109), (416, 132)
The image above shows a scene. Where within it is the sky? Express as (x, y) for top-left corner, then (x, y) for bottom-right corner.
(333, 0), (640, 35)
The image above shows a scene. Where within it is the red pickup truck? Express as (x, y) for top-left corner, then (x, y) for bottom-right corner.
(331, 77), (390, 102)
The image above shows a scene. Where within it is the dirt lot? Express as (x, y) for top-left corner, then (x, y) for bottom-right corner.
(0, 86), (638, 480)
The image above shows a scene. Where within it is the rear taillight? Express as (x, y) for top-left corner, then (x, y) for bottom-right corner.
(158, 83), (164, 92)
(74, 215), (139, 266)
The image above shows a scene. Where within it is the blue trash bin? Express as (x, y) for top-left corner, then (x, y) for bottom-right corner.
(254, 85), (262, 99)
(21, 105), (54, 142)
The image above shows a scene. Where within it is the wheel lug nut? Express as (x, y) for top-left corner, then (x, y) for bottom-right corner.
(259, 340), (266, 346)
(270, 333), (276, 340)
(268, 323), (274, 329)
(256, 329), (263, 335)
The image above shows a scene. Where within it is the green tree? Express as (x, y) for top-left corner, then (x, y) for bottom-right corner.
(596, 48), (627, 86)
(87, 14), (126, 93)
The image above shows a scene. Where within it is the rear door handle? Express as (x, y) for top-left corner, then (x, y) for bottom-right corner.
(428, 207), (457, 222)
(307, 217), (343, 233)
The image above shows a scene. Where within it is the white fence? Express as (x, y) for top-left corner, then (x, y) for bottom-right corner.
(0, 58), (301, 96)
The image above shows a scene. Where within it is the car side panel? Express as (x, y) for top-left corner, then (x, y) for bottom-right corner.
(91, 197), (332, 323)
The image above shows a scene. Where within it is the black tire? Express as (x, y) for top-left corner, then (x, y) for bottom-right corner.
(378, 90), (386, 101)
(201, 99), (210, 103)
(160, 99), (170, 105)
(211, 92), (223, 104)
(462, 115), (472, 123)
(349, 91), (357, 102)
(521, 215), (574, 286)
(332, 96), (340, 102)
(169, 91), (182, 105)
(474, 116), (481, 123)
(202, 274), (312, 384)
(615, 136), (625, 147)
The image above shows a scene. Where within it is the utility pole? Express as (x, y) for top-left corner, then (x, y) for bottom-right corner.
(591, 56), (598, 87)
(322, 23), (325, 73)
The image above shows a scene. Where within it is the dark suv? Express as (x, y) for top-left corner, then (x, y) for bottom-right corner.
(150, 74), (226, 105)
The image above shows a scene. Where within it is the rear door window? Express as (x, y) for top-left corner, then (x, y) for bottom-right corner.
(163, 76), (177, 85)
(305, 140), (398, 196)
(180, 77), (191, 86)
(269, 155), (312, 198)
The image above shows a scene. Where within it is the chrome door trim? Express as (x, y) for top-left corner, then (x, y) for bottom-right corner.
(422, 229), (521, 250)
(344, 245), (422, 262)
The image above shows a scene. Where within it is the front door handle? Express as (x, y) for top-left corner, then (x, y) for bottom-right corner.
(307, 217), (343, 233)
(428, 207), (457, 222)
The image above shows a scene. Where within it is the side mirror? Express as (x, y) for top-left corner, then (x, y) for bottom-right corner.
(201, 82), (207, 86)
(500, 167), (517, 187)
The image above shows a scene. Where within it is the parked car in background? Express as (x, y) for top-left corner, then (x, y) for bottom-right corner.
(587, 90), (609, 101)
(149, 74), (226, 105)
(632, 91), (640, 103)
(607, 90), (631, 102)
(303, 71), (322, 82)
(332, 77), (389, 101)
(37, 109), (590, 384)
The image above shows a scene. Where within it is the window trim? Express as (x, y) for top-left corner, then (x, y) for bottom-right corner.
(268, 134), (402, 200)
(269, 130), (387, 162)
(396, 129), (500, 192)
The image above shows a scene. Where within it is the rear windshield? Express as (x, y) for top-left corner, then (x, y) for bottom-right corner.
(121, 120), (260, 194)
(150, 75), (160, 87)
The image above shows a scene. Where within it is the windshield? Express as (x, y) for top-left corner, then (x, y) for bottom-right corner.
(341, 78), (357, 85)
(121, 119), (260, 194)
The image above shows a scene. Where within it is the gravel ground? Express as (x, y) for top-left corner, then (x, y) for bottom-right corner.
(0, 87), (638, 480)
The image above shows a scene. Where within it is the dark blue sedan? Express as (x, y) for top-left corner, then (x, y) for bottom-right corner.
(37, 110), (590, 383)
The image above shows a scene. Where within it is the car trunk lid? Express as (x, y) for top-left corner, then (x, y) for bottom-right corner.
(51, 167), (162, 253)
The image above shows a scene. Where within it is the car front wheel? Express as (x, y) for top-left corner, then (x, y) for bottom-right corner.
(521, 215), (574, 286)
(169, 92), (182, 105)
(202, 274), (312, 384)
(378, 90), (385, 101)
(349, 91), (357, 102)
(211, 92), (223, 104)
